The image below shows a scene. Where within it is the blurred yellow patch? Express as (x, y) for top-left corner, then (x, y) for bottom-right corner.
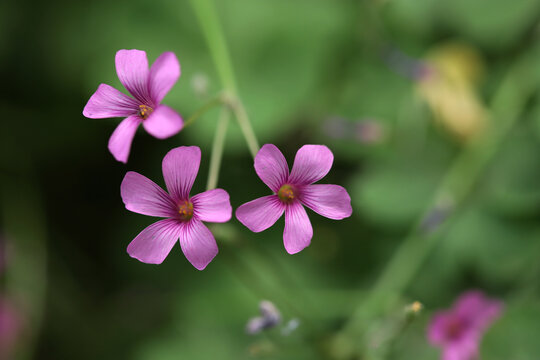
(405, 301), (423, 315)
(417, 42), (489, 141)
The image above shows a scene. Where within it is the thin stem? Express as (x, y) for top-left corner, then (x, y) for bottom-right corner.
(206, 106), (230, 190)
(183, 95), (223, 128)
(188, 1), (320, 328)
(189, 0), (260, 157)
(189, 0), (237, 93)
(333, 53), (538, 355)
(228, 97), (260, 158)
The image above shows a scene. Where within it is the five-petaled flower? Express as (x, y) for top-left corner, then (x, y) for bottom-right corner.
(236, 144), (352, 254)
(427, 290), (503, 360)
(120, 146), (232, 270)
(83, 49), (183, 163)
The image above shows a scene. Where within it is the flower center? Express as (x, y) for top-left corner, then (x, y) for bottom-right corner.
(445, 317), (466, 340)
(178, 200), (194, 221)
(278, 184), (296, 203)
(138, 104), (153, 120)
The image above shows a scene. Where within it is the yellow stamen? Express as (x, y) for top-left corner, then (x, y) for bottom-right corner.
(178, 200), (194, 221)
(278, 184), (296, 203)
(138, 104), (153, 120)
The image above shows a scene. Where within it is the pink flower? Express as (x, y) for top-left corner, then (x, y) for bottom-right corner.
(236, 144), (352, 254)
(120, 146), (232, 270)
(427, 290), (503, 360)
(83, 49), (183, 163)
(0, 298), (22, 359)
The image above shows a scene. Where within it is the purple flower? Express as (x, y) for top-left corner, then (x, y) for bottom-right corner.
(120, 146), (232, 270)
(246, 300), (282, 334)
(83, 49), (183, 163)
(427, 290), (503, 360)
(236, 144), (352, 254)
(0, 298), (22, 359)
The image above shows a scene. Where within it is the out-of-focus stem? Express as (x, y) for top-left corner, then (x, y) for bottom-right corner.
(333, 54), (538, 356)
(189, 0), (259, 158)
(189, 0), (237, 93)
(227, 96), (260, 158)
(207, 107), (230, 190)
(183, 95), (223, 128)
(189, 0), (319, 328)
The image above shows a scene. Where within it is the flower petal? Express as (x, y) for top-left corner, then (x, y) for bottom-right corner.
(108, 116), (141, 163)
(179, 220), (218, 270)
(427, 311), (452, 345)
(236, 195), (285, 232)
(283, 202), (312, 254)
(149, 51), (181, 103)
(121, 171), (177, 217)
(454, 291), (503, 331)
(289, 145), (334, 185)
(142, 105), (183, 139)
(162, 146), (201, 202)
(127, 219), (182, 264)
(115, 49), (151, 104)
(300, 184), (352, 220)
(192, 188), (232, 223)
(254, 144), (289, 192)
(442, 340), (479, 360)
(83, 84), (138, 119)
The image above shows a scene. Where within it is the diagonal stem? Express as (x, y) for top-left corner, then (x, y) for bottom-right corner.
(227, 96), (260, 158)
(189, 0), (318, 327)
(332, 53), (539, 357)
(189, 0), (259, 158)
(189, 0), (237, 93)
(206, 106), (230, 190)
(183, 95), (223, 128)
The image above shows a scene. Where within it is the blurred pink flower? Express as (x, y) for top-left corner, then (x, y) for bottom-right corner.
(83, 49), (183, 163)
(121, 146), (231, 270)
(236, 144), (352, 254)
(0, 298), (22, 359)
(427, 290), (503, 360)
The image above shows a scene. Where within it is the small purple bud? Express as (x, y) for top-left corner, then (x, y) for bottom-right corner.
(246, 300), (281, 335)
(382, 47), (431, 81)
(355, 120), (384, 144)
(246, 317), (267, 335)
(259, 300), (281, 325)
(420, 196), (454, 235)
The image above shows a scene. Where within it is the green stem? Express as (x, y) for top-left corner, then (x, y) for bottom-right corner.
(183, 95), (223, 128)
(206, 106), (230, 190)
(228, 97), (260, 158)
(189, 0), (237, 93)
(189, 0), (260, 157)
(336, 54), (538, 352)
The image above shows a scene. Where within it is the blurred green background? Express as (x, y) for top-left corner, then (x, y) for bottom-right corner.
(2, 0), (540, 359)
